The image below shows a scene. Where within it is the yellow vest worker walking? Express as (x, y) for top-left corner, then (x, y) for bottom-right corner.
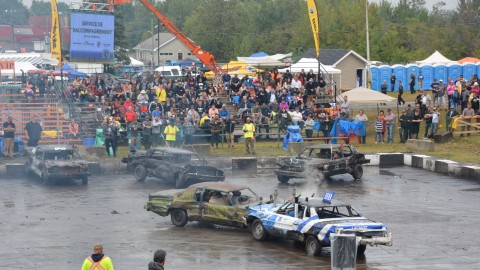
(164, 121), (179, 147)
(82, 243), (114, 270)
(242, 116), (256, 155)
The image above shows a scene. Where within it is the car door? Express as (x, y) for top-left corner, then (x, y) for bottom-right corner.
(201, 190), (239, 226)
(31, 148), (44, 177)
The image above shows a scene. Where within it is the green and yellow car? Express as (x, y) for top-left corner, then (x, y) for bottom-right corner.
(145, 182), (260, 228)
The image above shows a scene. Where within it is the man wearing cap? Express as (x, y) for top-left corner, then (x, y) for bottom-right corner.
(437, 79), (446, 109)
(82, 243), (114, 270)
(398, 110), (410, 143)
(164, 120), (179, 147)
(148, 249), (167, 270)
(3, 116), (15, 158)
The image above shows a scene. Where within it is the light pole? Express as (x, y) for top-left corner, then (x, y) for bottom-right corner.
(155, 20), (160, 67)
(365, 0), (371, 88)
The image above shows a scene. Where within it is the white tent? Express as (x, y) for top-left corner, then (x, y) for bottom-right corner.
(416, 51), (455, 65)
(336, 87), (396, 104)
(0, 61), (38, 75)
(278, 58), (341, 74)
(237, 53), (293, 67)
(129, 57), (144, 67)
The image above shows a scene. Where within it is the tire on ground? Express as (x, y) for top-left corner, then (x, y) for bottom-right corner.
(305, 235), (322, 256)
(170, 209), (188, 227)
(277, 175), (290, 184)
(351, 164), (363, 180)
(357, 244), (367, 255)
(251, 219), (268, 241)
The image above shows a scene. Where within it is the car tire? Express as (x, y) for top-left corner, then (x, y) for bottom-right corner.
(251, 219), (268, 241)
(170, 209), (188, 227)
(357, 244), (367, 255)
(351, 165), (363, 180)
(81, 176), (88, 185)
(305, 235), (322, 256)
(277, 175), (290, 184)
(134, 165), (147, 182)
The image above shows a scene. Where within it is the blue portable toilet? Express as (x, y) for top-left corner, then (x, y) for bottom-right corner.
(420, 64), (434, 90)
(379, 65), (392, 91)
(447, 63), (462, 81)
(433, 64), (448, 83)
(370, 66), (380, 91)
(477, 63), (480, 78)
(391, 64), (406, 92)
(405, 64), (419, 89)
(462, 62), (477, 81)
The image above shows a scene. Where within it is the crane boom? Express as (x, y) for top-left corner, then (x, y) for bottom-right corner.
(136, 0), (224, 75)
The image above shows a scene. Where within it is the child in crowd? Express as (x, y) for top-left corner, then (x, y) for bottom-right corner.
(374, 115), (384, 144)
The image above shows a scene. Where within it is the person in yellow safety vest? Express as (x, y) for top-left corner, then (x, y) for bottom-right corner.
(164, 120), (179, 146)
(156, 85), (167, 105)
(82, 243), (115, 270)
(242, 116), (256, 155)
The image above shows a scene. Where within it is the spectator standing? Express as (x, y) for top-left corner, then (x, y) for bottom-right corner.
(418, 71), (424, 91)
(447, 80), (456, 109)
(129, 119), (141, 150)
(446, 107), (459, 132)
(429, 107), (440, 139)
(304, 114), (314, 138)
(3, 116), (15, 158)
(242, 116), (256, 155)
(385, 108), (396, 143)
(163, 120), (179, 147)
(398, 110), (410, 143)
(81, 243), (114, 270)
(410, 109), (422, 139)
(431, 78), (439, 104)
(152, 116), (162, 146)
(423, 107), (433, 139)
(340, 96), (351, 117)
(380, 80), (388, 95)
(183, 119), (195, 145)
(437, 80), (446, 109)
(390, 73), (396, 92)
(354, 110), (368, 144)
(210, 115), (222, 149)
(409, 72), (416, 94)
(225, 115), (236, 149)
(25, 116), (42, 147)
(397, 80), (405, 105)
(374, 114), (384, 144)
(142, 116), (153, 150)
(148, 249), (166, 270)
(125, 106), (137, 138)
(103, 118), (118, 157)
(461, 103), (475, 137)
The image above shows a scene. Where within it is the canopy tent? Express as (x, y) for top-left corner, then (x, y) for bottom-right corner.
(250, 52), (269, 57)
(278, 58), (341, 74)
(205, 61), (263, 79)
(416, 51), (455, 65)
(335, 87), (396, 104)
(458, 57), (480, 64)
(0, 61), (38, 75)
(129, 57), (144, 67)
(55, 63), (87, 78)
(237, 53), (293, 67)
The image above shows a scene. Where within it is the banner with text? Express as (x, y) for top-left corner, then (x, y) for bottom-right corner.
(70, 12), (115, 63)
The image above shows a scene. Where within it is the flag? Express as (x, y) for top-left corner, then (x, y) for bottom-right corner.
(50, 0), (62, 66)
(307, 0), (320, 58)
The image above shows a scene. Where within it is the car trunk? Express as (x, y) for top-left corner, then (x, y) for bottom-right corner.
(145, 189), (180, 216)
(184, 166), (225, 182)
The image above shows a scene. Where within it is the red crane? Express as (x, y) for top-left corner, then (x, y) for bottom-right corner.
(117, 0), (224, 75)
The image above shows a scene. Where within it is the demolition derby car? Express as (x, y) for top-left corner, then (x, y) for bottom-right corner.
(25, 145), (90, 185)
(145, 182), (260, 228)
(245, 192), (392, 256)
(122, 147), (225, 188)
(274, 144), (370, 183)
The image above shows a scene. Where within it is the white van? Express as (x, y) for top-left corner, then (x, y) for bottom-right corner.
(154, 66), (183, 79)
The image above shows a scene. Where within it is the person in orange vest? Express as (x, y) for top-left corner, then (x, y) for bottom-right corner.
(163, 119), (179, 147)
(81, 243), (114, 270)
(242, 116), (256, 155)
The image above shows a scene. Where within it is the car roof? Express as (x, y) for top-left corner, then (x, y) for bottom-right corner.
(297, 196), (351, 208)
(151, 147), (195, 155)
(188, 182), (247, 192)
(307, 144), (351, 150)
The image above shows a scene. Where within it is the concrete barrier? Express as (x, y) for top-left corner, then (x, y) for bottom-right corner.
(433, 132), (453, 143)
(76, 145), (107, 160)
(411, 154), (430, 168)
(288, 142), (315, 155)
(406, 139), (435, 152)
(232, 157), (257, 173)
(460, 166), (480, 182)
(378, 153), (405, 166)
(183, 144), (210, 157)
(6, 163), (25, 177)
(435, 160), (459, 175)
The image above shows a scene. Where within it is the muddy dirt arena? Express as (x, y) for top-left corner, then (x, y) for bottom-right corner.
(1, 166), (479, 270)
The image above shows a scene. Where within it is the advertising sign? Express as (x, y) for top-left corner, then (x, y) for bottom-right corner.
(0, 60), (15, 71)
(70, 12), (115, 63)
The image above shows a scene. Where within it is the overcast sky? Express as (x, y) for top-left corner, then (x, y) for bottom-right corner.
(21, 0), (457, 10)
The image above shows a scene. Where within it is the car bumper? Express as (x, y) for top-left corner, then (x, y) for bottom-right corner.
(274, 169), (306, 178)
(358, 232), (393, 246)
(47, 172), (90, 179)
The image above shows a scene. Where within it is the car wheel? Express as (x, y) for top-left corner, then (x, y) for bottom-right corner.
(251, 219), (268, 241)
(277, 175), (290, 184)
(175, 174), (187, 189)
(351, 165), (363, 180)
(170, 209), (188, 227)
(81, 176), (88, 185)
(305, 235), (322, 256)
(134, 165), (147, 182)
(357, 244), (367, 255)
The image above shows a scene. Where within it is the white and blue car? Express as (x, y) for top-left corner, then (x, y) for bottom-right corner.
(245, 193), (392, 256)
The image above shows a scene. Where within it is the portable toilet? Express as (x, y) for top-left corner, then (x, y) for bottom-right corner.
(477, 63), (480, 79)
(420, 64), (434, 90)
(405, 64), (419, 88)
(447, 62), (462, 81)
(433, 63), (448, 83)
(462, 62), (477, 81)
(391, 64), (406, 92)
(379, 65), (392, 91)
(370, 66), (380, 91)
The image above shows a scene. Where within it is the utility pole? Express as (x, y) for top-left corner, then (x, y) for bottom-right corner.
(365, 0), (371, 88)
(157, 19), (160, 67)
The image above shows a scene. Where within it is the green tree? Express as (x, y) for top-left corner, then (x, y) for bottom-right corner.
(30, 0), (69, 16)
(0, 0), (29, 25)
